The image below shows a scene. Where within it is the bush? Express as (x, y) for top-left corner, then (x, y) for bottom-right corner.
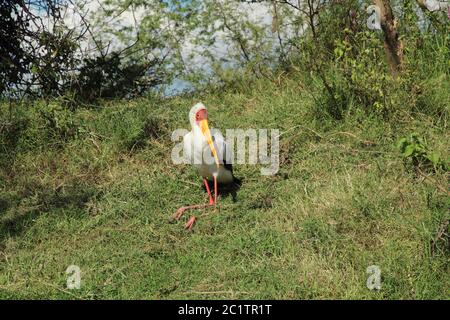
(38, 102), (86, 145)
(67, 53), (162, 104)
(397, 133), (449, 172)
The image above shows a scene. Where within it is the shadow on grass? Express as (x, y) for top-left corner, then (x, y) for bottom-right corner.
(0, 183), (102, 250)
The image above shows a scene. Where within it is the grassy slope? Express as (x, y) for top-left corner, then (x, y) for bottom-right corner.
(0, 77), (448, 299)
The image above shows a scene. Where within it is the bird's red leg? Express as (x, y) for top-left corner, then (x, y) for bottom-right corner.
(214, 175), (218, 205)
(203, 178), (214, 205)
(170, 178), (216, 228)
(171, 177), (219, 230)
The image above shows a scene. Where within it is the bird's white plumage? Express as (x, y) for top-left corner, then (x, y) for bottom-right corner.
(183, 104), (234, 184)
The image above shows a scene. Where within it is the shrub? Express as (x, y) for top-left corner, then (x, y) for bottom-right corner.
(397, 133), (449, 172)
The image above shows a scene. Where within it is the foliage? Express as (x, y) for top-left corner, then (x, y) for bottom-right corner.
(0, 0), (82, 98)
(397, 133), (449, 172)
(1, 0), (449, 113)
(0, 0), (168, 102)
(0, 1), (31, 95)
(38, 102), (86, 144)
(69, 53), (161, 102)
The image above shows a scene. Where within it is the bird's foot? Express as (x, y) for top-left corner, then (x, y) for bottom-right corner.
(184, 216), (196, 231)
(169, 206), (187, 223)
(169, 203), (215, 227)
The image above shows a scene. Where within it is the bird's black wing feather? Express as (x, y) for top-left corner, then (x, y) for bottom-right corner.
(213, 131), (241, 184)
(223, 158), (233, 174)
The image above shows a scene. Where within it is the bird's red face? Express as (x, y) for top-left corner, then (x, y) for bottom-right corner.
(195, 108), (208, 122)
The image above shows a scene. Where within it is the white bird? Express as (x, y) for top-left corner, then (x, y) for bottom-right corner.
(171, 102), (237, 230)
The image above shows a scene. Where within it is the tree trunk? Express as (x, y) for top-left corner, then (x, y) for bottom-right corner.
(271, 1), (278, 33)
(415, 0), (427, 10)
(374, 0), (403, 79)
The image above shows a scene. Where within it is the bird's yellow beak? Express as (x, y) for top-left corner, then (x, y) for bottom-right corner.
(198, 119), (220, 168)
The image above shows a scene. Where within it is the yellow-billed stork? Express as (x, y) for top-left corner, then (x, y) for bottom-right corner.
(171, 102), (236, 230)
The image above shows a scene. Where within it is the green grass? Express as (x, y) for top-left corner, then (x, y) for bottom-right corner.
(0, 77), (449, 299)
